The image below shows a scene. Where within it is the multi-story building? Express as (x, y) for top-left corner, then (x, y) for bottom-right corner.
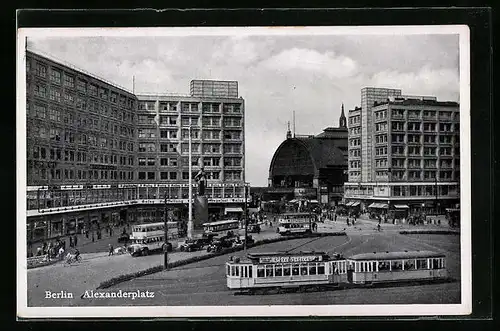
(344, 88), (460, 216)
(25, 50), (246, 244)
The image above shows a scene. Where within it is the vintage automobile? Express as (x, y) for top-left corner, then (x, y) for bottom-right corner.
(206, 237), (235, 253)
(179, 239), (205, 252)
(127, 242), (172, 257)
(247, 224), (261, 234)
(232, 235), (255, 248)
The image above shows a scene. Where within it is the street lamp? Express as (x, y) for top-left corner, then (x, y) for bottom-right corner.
(434, 175), (439, 216)
(187, 122), (193, 239)
(163, 193), (169, 270)
(243, 184), (248, 253)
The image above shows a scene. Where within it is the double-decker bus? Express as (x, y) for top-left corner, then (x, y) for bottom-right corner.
(128, 222), (178, 256)
(202, 219), (240, 235)
(277, 212), (316, 235)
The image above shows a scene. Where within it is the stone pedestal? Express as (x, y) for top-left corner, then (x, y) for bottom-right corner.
(194, 195), (209, 229)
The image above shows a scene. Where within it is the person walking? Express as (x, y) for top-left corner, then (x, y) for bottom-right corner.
(108, 244), (114, 256)
(69, 236), (73, 248)
(73, 235), (78, 247)
(377, 223), (381, 232)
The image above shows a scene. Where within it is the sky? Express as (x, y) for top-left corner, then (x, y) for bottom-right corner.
(26, 31), (460, 187)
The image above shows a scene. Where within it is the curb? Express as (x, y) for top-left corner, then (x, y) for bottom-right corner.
(96, 232), (346, 289)
(399, 230), (460, 235)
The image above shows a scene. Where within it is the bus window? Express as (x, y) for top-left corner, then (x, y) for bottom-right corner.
(300, 265), (308, 275)
(227, 265), (230, 275)
(317, 264), (325, 274)
(249, 266), (252, 278)
(283, 264), (291, 276)
(292, 264), (300, 276)
(309, 264), (317, 275)
(275, 264), (283, 276)
(265, 265), (274, 277)
(257, 266), (265, 278)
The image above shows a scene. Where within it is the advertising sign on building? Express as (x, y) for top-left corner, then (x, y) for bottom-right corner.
(258, 255), (323, 264)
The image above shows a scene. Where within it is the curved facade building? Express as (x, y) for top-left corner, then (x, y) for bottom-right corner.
(267, 107), (348, 204)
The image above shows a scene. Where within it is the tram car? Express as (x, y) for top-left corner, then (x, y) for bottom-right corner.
(226, 250), (448, 294)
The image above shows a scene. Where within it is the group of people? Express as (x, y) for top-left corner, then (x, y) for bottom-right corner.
(31, 236), (78, 260)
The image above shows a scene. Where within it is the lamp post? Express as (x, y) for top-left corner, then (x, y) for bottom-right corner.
(434, 176), (439, 216)
(187, 122), (193, 239)
(163, 193), (168, 270)
(243, 184), (248, 253)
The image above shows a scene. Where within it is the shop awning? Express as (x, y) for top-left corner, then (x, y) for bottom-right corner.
(224, 207), (243, 213)
(350, 201), (360, 207)
(368, 203), (389, 209)
(394, 204), (409, 209)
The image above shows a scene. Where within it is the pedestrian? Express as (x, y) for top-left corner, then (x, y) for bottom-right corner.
(85, 230), (89, 239)
(377, 223), (381, 232)
(58, 246), (65, 260)
(92, 233), (95, 242)
(69, 236), (73, 248)
(74, 235), (78, 247)
(108, 244), (114, 256)
(110, 227), (113, 236)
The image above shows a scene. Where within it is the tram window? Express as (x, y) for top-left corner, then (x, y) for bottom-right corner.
(275, 264), (283, 276)
(378, 261), (389, 271)
(249, 266), (252, 277)
(404, 260), (415, 270)
(235, 267), (239, 277)
(392, 261), (403, 271)
(266, 265), (274, 277)
(300, 265), (308, 275)
(257, 267), (265, 278)
(317, 264), (325, 274)
(243, 267), (247, 278)
(309, 264), (317, 275)
(292, 264), (300, 276)
(283, 265), (291, 276)
(227, 265), (230, 275)
(416, 259), (427, 269)
(231, 266), (235, 276)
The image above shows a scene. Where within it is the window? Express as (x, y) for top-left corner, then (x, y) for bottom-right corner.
(49, 89), (61, 102)
(169, 172), (177, 180)
(35, 63), (47, 78)
(34, 104), (46, 119)
(50, 69), (62, 85)
(160, 143), (177, 153)
(89, 84), (98, 96)
(64, 74), (75, 88)
(34, 84), (47, 98)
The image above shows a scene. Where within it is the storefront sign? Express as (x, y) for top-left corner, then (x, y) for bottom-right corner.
(259, 255), (323, 264)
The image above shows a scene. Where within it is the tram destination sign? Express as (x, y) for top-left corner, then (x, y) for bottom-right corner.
(259, 255), (323, 264)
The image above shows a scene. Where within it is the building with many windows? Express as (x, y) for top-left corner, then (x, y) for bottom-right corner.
(344, 88), (460, 216)
(25, 50), (246, 244)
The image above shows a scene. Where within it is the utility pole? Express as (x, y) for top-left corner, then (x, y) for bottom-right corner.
(187, 122), (193, 239)
(435, 176), (439, 216)
(163, 193), (168, 270)
(243, 184), (248, 253)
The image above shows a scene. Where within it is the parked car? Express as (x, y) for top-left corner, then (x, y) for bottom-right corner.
(247, 224), (261, 234)
(206, 237), (236, 253)
(179, 239), (204, 252)
(127, 242), (172, 257)
(117, 233), (131, 243)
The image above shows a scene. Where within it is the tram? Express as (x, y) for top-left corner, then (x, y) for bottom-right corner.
(277, 212), (316, 236)
(226, 250), (448, 294)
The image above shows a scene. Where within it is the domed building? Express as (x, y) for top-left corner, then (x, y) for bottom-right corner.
(267, 105), (348, 205)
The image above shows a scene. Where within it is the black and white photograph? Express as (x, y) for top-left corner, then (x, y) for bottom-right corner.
(17, 25), (471, 318)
